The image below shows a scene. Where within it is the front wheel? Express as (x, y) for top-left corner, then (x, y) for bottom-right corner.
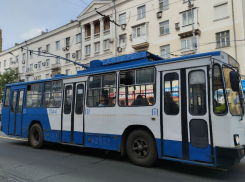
(29, 124), (44, 149)
(126, 130), (157, 167)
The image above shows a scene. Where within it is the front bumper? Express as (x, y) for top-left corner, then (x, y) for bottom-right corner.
(216, 145), (245, 167)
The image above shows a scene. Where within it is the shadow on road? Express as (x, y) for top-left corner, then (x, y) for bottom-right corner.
(11, 141), (245, 181)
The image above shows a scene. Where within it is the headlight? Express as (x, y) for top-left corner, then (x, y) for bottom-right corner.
(234, 134), (240, 146)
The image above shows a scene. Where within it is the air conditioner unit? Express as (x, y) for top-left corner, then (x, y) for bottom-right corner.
(175, 22), (180, 30)
(109, 38), (114, 43)
(66, 46), (69, 51)
(42, 62), (46, 66)
(34, 77), (37, 80)
(34, 64), (38, 68)
(120, 42), (126, 49)
(42, 49), (46, 53)
(117, 47), (122, 52)
(62, 47), (66, 51)
(121, 24), (126, 30)
(157, 11), (162, 19)
(72, 53), (76, 58)
(22, 60), (25, 64)
(188, 0), (194, 7)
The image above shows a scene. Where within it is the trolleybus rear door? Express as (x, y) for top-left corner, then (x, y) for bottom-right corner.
(9, 89), (24, 136)
(186, 67), (212, 163)
(162, 70), (182, 159)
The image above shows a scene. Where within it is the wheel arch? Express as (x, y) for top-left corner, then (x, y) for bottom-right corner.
(120, 125), (157, 156)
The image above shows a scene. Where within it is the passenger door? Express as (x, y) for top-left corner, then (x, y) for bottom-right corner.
(9, 89), (24, 136)
(186, 67), (212, 163)
(62, 82), (85, 145)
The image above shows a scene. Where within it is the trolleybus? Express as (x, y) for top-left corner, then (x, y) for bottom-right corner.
(1, 51), (245, 167)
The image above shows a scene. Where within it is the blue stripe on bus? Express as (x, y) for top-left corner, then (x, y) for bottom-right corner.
(163, 140), (183, 159)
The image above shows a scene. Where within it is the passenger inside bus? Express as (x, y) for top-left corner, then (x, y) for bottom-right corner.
(49, 99), (56, 107)
(98, 97), (106, 106)
(164, 92), (179, 115)
(131, 95), (143, 105)
(149, 97), (155, 105)
(32, 100), (40, 108)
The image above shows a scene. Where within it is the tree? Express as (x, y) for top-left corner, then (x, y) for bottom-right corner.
(0, 68), (24, 101)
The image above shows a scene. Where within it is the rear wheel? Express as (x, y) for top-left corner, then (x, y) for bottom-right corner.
(29, 124), (44, 149)
(126, 130), (157, 167)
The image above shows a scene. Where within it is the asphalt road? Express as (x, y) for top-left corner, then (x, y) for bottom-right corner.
(0, 131), (245, 182)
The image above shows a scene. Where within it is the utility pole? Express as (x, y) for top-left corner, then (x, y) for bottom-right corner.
(188, 0), (196, 54)
(231, 0), (238, 60)
(113, 0), (118, 56)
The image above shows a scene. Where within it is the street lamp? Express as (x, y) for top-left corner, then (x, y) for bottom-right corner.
(8, 52), (20, 81)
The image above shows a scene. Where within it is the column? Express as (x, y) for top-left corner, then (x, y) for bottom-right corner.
(90, 22), (94, 57)
(99, 18), (104, 55)
(81, 25), (85, 60)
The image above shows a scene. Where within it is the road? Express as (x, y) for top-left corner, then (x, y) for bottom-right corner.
(0, 130), (245, 182)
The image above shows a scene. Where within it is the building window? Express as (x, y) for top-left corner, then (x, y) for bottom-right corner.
(183, 0), (188, 2)
(104, 17), (110, 31)
(214, 2), (228, 20)
(56, 57), (60, 64)
(30, 64), (33, 71)
(181, 38), (195, 52)
(46, 59), (50, 68)
(76, 34), (81, 43)
(16, 56), (19, 63)
(137, 5), (146, 19)
(94, 42), (100, 53)
(46, 44), (50, 53)
(119, 67), (156, 106)
(119, 13), (126, 25)
(66, 69), (71, 75)
(66, 37), (70, 46)
(182, 10), (193, 26)
(4, 60), (6, 67)
(22, 66), (25, 73)
(160, 45), (170, 58)
(133, 24), (146, 38)
(38, 61), (42, 70)
(38, 47), (42, 56)
(45, 74), (50, 79)
(30, 52), (33, 59)
(216, 31), (230, 48)
(23, 53), (26, 61)
(119, 34), (127, 44)
(159, 0), (169, 11)
(104, 39), (110, 50)
(76, 50), (81, 59)
(160, 20), (169, 35)
(76, 67), (80, 72)
(85, 45), (91, 55)
(56, 41), (60, 50)
(10, 58), (12, 64)
(25, 83), (42, 108)
(37, 75), (41, 80)
(66, 53), (70, 63)
(0, 62), (1, 68)
(87, 73), (117, 107)
(86, 26), (91, 37)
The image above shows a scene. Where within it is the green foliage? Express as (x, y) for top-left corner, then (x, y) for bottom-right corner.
(0, 68), (23, 101)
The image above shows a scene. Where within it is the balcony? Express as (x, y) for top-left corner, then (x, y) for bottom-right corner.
(132, 35), (149, 50)
(25, 69), (34, 76)
(103, 29), (110, 36)
(51, 63), (61, 70)
(52, 70), (61, 77)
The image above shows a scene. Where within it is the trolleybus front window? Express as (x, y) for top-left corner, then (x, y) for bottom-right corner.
(223, 66), (242, 115)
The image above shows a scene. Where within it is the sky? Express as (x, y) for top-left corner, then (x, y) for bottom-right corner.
(0, 0), (94, 51)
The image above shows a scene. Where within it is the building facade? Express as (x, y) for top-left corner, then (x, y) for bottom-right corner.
(0, 29), (2, 53)
(0, 0), (245, 80)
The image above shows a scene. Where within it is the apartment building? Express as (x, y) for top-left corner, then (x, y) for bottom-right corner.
(0, 0), (245, 80)
(0, 29), (2, 53)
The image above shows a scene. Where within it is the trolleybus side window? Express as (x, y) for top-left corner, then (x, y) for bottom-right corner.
(17, 90), (24, 113)
(25, 83), (42, 108)
(43, 80), (62, 108)
(75, 84), (84, 114)
(223, 65), (242, 115)
(64, 85), (72, 114)
(87, 73), (116, 107)
(189, 71), (206, 115)
(10, 91), (17, 113)
(4, 87), (11, 107)
(119, 67), (155, 106)
(213, 64), (227, 115)
(164, 73), (179, 115)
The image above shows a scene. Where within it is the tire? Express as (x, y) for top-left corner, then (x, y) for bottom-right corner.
(126, 129), (157, 167)
(29, 124), (44, 149)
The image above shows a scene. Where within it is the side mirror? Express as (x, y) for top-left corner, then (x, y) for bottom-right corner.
(230, 71), (239, 91)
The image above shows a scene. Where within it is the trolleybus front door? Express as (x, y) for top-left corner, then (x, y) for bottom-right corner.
(186, 67), (212, 163)
(62, 82), (85, 145)
(9, 89), (24, 136)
